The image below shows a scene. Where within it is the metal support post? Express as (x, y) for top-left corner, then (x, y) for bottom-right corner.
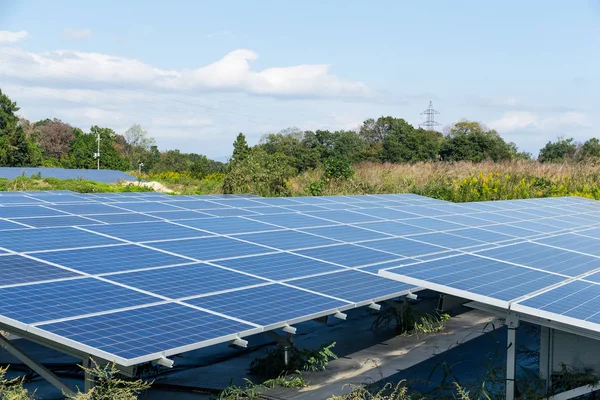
(83, 356), (95, 392)
(0, 334), (75, 397)
(505, 313), (520, 400)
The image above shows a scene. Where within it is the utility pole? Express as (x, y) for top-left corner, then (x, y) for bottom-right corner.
(94, 133), (100, 170)
(419, 101), (441, 131)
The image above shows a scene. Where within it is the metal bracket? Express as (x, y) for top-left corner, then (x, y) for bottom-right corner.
(368, 302), (382, 311)
(282, 324), (297, 334)
(505, 312), (521, 328)
(232, 336), (248, 348)
(333, 311), (347, 320)
(0, 333), (76, 397)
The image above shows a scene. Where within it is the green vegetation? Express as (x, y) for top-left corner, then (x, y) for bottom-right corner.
(249, 342), (338, 378)
(0, 365), (35, 400)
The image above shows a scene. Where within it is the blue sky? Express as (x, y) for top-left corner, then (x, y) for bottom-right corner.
(1, 0), (598, 159)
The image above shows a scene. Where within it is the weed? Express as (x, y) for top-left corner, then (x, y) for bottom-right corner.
(249, 342), (337, 378)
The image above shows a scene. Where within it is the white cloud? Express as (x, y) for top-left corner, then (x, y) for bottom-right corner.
(488, 111), (591, 132)
(62, 29), (93, 39)
(0, 30), (28, 43)
(0, 47), (372, 99)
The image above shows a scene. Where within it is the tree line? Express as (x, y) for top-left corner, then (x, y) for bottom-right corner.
(1, 88), (597, 178)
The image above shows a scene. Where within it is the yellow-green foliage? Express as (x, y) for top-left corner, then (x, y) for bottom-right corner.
(288, 161), (600, 201)
(66, 360), (151, 400)
(0, 366), (35, 400)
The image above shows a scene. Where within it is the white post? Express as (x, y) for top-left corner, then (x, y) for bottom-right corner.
(505, 313), (520, 400)
(96, 133), (100, 170)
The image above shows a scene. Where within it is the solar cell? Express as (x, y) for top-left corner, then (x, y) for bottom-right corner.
(148, 236), (270, 261)
(33, 245), (192, 274)
(176, 217), (279, 235)
(288, 270), (415, 303)
(0, 205), (67, 218)
(294, 244), (402, 267)
(10, 215), (99, 228)
(85, 221), (209, 242)
(0, 255), (81, 286)
(104, 263), (267, 298)
(0, 219), (28, 230)
(0, 227), (120, 253)
(359, 237), (447, 257)
(185, 284), (349, 327)
(407, 232), (485, 249)
(213, 252), (344, 280)
(206, 199), (268, 208)
(247, 213), (334, 229)
(445, 228), (515, 243)
(352, 221), (432, 236)
(0, 278), (158, 324)
(281, 205), (330, 213)
(435, 214), (493, 227)
(536, 233), (600, 257)
(115, 202), (183, 212)
(47, 203), (128, 215)
(201, 208), (260, 217)
(300, 225), (391, 242)
(146, 210), (211, 220)
(402, 217), (465, 231)
(86, 213), (162, 224)
(239, 230), (339, 250)
(306, 210), (383, 224)
(0, 196), (44, 205)
(35, 303), (258, 361)
(476, 242), (600, 276)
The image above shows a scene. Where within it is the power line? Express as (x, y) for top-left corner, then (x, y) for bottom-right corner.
(419, 101), (441, 131)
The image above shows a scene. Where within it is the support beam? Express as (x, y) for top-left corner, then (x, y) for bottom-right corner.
(505, 313), (520, 400)
(0, 334), (76, 397)
(82, 356), (94, 393)
(546, 385), (600, 400)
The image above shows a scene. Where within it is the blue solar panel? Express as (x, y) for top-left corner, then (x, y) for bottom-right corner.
(357, 258), (418, 274)
(0, 278), (158, 324)
(464, 212), (520, 224)
(352, 221), (432, 236)
(239, 230), (339, 250)
(214, 252), (344, 280)
(0, 227), (120, 253)
(517, 281), (600, 322)
(10, 215), (98, 228)
(36, 303), (257, 360)
(47, 203), (128, 215)
(247, 213), (333, 229)
(446, 228), (515, 243)
(479, 224), (543, 238)
(360, 237), (447, 257)
(0, 196), (44, 205)
(300, 225), (391, 243)
(247, 197), (301, 206)
(0, 205), (66, 218)
(385, 254), (566, 302)
(402, 217), (465, 231)
(146, 210), (211, 220)
(408, 232), (485, 249)
(306, 210), (383, 224)
(319, 203), (361, 210)
(207, 199), (267, 208)
(148, 236), (270, 261)
(282, 205), (330, 213)
(288, 270), (414, 303)
(176, 217), (279, 235)
(105, 263), (266, 298)
(34, 245), (192, 274)
(535, 233), (600, 257)
(0, 219), (27, 230)
(202, 208), (260, 217)
(0, 167), (137, 183)
(294, 244), (402, 267)
(161, 200), (227, 210)
(87, 213), (162, 224)
(113, 202), (182, 212)
(476, 242), (600, 277)
(241, 206), (290, 215)
(507, 221), (563, 234)
(435, 214), (493, 227)
(185, 284), (349, 326)
(0, 255), (80, 286)
(85, 222), (209, 242)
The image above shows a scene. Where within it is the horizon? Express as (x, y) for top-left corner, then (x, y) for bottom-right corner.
(1, 0), (598, 159)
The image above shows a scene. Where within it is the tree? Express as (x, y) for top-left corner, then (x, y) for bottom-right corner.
(538, 137), (578, 163)
(123, 124), (156, 168)
(32, 118), (75, 160)
(0, 89), (41, 166)
(231, 132), (250, 163)
(440, 121), (512, 162)
(381, 118), (441, 163)
(580, 138), (600, 160)
(69, 126), (130, 170)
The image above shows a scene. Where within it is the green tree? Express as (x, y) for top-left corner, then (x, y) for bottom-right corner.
(381, 118), (441, 163)
(580, 138), (600, 160)
(231, 132), (250, 163)
(69, 126), (130, 170)
(123, 124), (156, 169)
(538, 137), (578, 163)
(440, 121), (512, 162)
(0, 89), (41, 166)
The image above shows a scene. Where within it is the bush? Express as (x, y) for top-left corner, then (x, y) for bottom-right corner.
(0, 365), (35, 400)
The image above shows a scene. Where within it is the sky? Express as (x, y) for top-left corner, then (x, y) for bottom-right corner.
(0, 0), (598, 160)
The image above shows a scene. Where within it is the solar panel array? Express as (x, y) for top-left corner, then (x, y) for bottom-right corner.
(3, 191), (600, 366)
(0, 167), (137, 183)
(379, 196), (600, 335)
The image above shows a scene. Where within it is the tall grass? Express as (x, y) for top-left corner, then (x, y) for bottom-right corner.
(289, 161), (600, 201)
